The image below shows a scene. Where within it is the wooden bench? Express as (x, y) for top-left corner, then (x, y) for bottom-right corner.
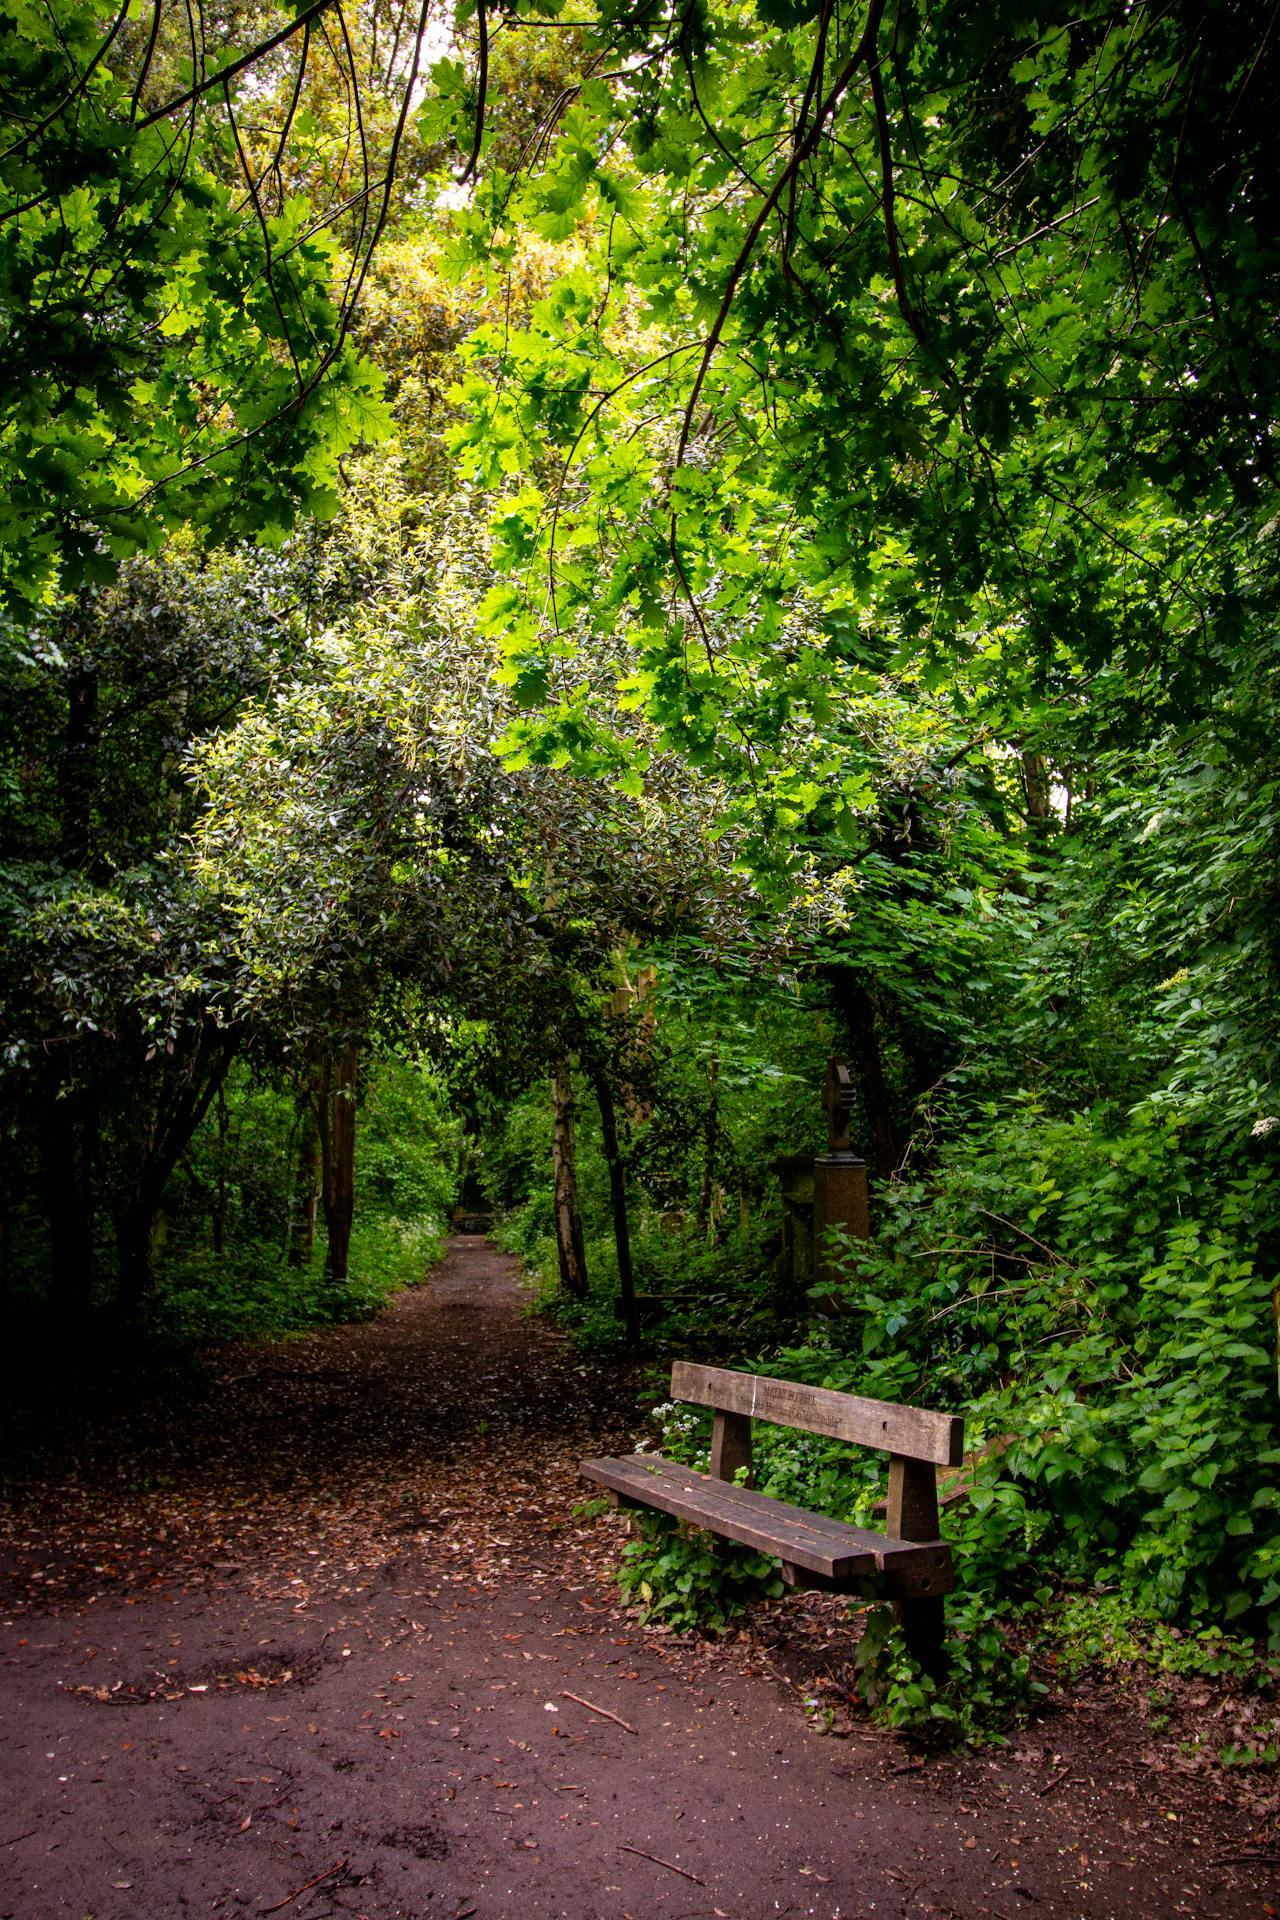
(581, 1362), (964, 1667)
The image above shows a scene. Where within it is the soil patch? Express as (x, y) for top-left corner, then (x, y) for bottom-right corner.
(1, 1239), (1275, 1919)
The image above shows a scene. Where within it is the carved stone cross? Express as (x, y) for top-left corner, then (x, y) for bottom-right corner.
(821, 1057), (854, 1152)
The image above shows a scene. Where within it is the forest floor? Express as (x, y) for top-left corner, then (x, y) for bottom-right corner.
(0, 1239), (1276, 1920)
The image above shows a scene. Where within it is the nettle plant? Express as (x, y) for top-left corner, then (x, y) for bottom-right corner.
(616, 1521), (785, 1635)
(800, 1104), (1280, 1634)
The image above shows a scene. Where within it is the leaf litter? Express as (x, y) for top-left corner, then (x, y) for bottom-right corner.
(0, 1236), (1274, 1920)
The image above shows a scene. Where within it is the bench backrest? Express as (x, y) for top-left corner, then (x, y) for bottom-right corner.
(670, 1361), (963, 1468)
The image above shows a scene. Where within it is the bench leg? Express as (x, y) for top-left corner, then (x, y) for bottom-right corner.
(707, 1411), (754, 1562)
(887, 1455), (949, 1677)
(895, 1595), (947, 1675)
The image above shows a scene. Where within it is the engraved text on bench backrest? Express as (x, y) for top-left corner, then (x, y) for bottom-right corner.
(670, 1362), (964, 1468)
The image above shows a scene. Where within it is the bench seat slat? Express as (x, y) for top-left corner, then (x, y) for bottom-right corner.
(580, 1454), (952, 1589)
(671, 1363), (964, 1467)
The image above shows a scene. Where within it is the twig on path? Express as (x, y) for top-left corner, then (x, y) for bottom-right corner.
(619, 1844), (705, 1884)
(1, 1830), (37, 1847)
(256, 1858), (347, 1914)
(1214, 1852), (1280, 1866)
(1037, 1767), (1071, 1796)
(559, 1689), (637, 1734)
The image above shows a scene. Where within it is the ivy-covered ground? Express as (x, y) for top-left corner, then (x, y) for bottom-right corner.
(0, 1241), (1275, 1920)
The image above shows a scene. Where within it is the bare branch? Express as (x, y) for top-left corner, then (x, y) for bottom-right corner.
(674, 0), (889, 472)
(138, 0), (338, 129)
(459, 0), (490, 183)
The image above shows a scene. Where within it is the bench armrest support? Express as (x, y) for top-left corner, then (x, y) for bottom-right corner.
(886, 1454), (941, 1541)
(710, 1409), (753, 1488)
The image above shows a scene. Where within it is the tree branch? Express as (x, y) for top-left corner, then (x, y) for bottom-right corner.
(459, 0), (490, 183)
(138, 0), (337, 129)
(674, 0), (888, 471)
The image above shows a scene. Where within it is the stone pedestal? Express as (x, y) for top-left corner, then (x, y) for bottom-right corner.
(813, 1149), (869, 1286)
(774, 1060), (872, 1299)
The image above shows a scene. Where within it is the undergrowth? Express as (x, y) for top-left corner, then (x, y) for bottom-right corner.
(155, 1212), (448, 1344)
(499, 1204), (795, 1355)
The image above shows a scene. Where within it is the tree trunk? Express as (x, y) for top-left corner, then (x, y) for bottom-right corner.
(59, 663), (99, 870)
(112, 1026), (236, 1319)
(288, 1092), (320, 1270)
(551, 1063), (588, 1299)
(829, 973), (899, 1179)
(318, 1045), (358, 1284)
(698, 1054), (720, 1239)
(113, 1111), (164, 1316)
(115, 1196), (158, 1315)
(591, 1063), (638, 1346)
(37, 1076), (96, 1315)
(212, 1083), (228, 1256)
(1021, 750), (1053, 830)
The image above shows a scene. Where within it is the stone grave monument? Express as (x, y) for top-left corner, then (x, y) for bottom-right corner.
(773, 1057), (870, 1296)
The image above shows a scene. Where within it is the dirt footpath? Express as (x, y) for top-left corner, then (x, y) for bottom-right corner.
(0, 1240), (1275, 1920)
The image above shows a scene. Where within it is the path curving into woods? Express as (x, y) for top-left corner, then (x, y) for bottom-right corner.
(0, 1239), (1274, 1920)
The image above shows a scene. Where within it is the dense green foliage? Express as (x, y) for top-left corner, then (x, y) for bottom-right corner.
(450, 0), (1276, 789)
(0, 0), (394, 614)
